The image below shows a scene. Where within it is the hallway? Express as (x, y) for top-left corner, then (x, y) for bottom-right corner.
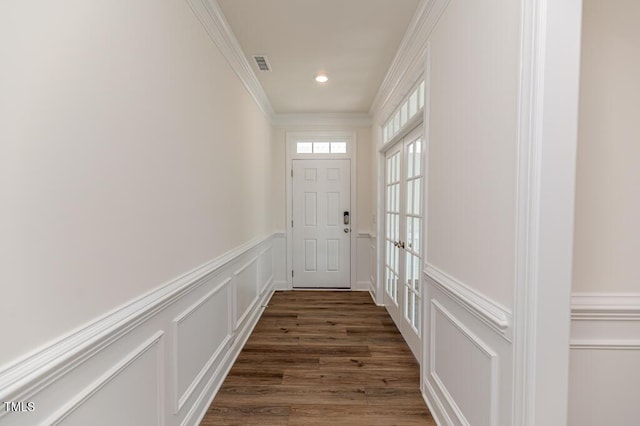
(201, 291), (435, 425)
(3, 0), (636, 425)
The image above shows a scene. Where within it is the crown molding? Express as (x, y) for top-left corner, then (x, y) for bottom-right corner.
(271, 113), (372, 128)
(369, 0), (451, 122)
(185, 0), (275, 118)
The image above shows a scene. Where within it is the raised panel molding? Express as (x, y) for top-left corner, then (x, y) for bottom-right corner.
(356, 233), (372, 292)
(259, 247), (274, 295)
(0, 234), (277, 426)
(423, 271), (513, 425)
(430, 300), (498, 426)
(271, 232), (289, 290)
(44, 331), (165, 426)
(424, 265), (512, 340)
(172, 279), (232, 413)
(233, 257), (259, 330)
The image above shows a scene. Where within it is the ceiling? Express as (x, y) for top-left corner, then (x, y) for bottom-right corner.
(217, 0), (421, 114)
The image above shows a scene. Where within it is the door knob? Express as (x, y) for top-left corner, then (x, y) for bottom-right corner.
(344, 228), (349, 233)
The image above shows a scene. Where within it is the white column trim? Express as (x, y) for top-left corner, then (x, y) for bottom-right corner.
(512, 0), (583, 424)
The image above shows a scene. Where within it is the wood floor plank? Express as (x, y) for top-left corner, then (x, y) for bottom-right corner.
(200, 291), (432, 425)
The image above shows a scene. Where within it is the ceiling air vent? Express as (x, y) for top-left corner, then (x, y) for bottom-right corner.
(253, 55), (271, 72)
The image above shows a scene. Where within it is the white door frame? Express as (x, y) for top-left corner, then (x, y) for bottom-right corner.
(285, 131), (358, 290)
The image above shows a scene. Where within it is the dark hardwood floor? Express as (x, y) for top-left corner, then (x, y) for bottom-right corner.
(201, 291), (435, 425)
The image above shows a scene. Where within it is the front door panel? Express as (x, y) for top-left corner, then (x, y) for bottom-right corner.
(292, 159), (351, 288)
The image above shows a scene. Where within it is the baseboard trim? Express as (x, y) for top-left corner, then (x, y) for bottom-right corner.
(272, 280), (290, 291)
(354, 281), (371, 291)
(423, 378), (453, 426)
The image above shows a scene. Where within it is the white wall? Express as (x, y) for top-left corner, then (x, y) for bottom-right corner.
(0, 0), (272, 370)
(572, 0), (640, 294)
(569, 1), (640, 424)
(426, 0), (520, 309)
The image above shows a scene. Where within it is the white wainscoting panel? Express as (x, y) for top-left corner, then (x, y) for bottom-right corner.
(568, 293), (640, 426)
(172, 279), (231, 413)
(355, 233), (372, 291)
(271, 232), (288, 290)
(234, 257), (259, 330)
(53, 332), (164, 426)
(369, 234), (377, 299)
(0, 234), (277, 426)
(423, 267), (513, 426)
(431, 300), (497, 426)
(259, 247), (274, 295)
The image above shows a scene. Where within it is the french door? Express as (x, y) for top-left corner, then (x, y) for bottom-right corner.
(384, 125), (424, 358)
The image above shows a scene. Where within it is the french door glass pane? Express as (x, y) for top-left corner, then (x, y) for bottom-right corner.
(415, 140), (422, 175)
(415, 180), (419, 213)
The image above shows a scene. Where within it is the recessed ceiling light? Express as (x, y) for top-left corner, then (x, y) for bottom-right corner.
(315, 73), (329, 83)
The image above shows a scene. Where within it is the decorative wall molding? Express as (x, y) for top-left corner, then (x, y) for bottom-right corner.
(185, 0), (275, 117)
(369, 0), (451, 122)
(0, 233), (276, 425)
(424, 265), (512, 340)
(570, 292), (640, 351)
(424, 274), (513, 425)
(569, 296), (640, 424)
(430, 300), (499, 426)
(171, 278), (232, 413)
(43, 331), (165, 426)
(571, 293), (640, 321)
(0, 233), (272, 403)
(233, 256), (260, 330)
(186, 286), (273, 426)
(272, 113), (372, 128)
(570, 340), (640, 350)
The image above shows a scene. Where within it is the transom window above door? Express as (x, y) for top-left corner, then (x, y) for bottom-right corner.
(296, 141), (347, 154)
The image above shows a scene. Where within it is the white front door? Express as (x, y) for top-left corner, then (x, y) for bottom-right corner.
(383, 125), (424, 358)
(292, 159), (351, 288)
